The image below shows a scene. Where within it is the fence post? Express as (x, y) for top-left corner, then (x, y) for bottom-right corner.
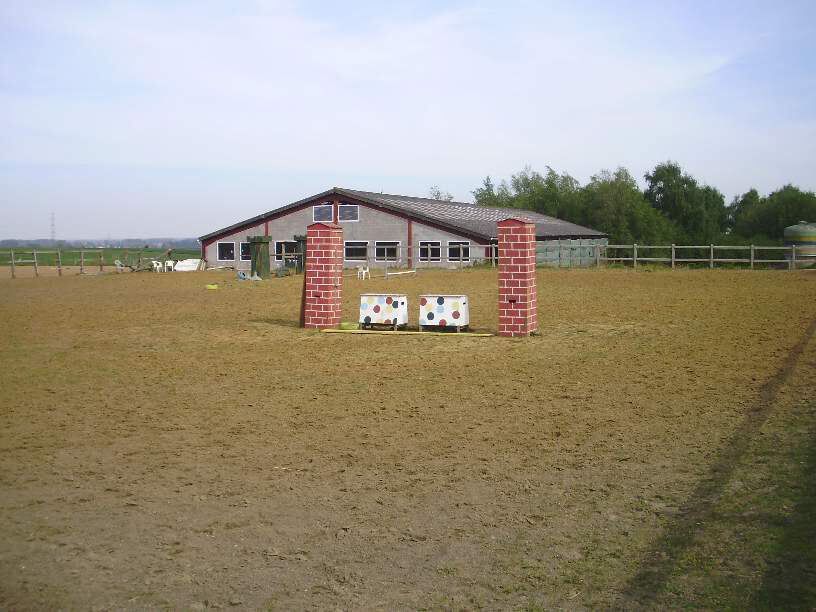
(671, 244), (676, 269)
(709, 244), (714, 269)
(57, 250), (62, 276)
(10, 249), (15, 279)
(99, 250), (103, 271)
(633, 244), (638, 269)
(33, 250), (39, 277)
(790, 245), (796, 271)
(750, 245), (755, 269)
(558, 239), (562, 268)
(80, 251), (85, 274)
(595, 243), (600, 268)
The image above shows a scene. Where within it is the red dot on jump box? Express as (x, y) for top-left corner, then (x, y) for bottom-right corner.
(420, 297), (427, 306)
(439, 319), (447, 326)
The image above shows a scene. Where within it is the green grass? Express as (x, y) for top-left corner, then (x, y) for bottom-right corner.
(0, 247), (200, 267)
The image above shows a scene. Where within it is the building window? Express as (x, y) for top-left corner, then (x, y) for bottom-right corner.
(275, 241), (298, 261)
(344, 241), (368, 261)
(375, 241), (400, 262)
(448, 241), (470, 262)
(338, 204), (359, 222)
(313, 204), (333, 222)
(240, 242), (251, 261)
(217, 242), (235, 261)
(419, 241), (441, 262)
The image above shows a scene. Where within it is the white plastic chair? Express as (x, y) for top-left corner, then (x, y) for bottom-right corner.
(164, 260), (175, 272)
(151, 260), (163, 272)
(357, 265), (370, 280)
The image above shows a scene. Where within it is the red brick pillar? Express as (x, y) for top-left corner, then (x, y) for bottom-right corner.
(303, 222), (343, 329)
(498, 218), (538, 337)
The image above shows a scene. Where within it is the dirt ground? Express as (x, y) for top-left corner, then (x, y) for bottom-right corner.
(0, 267), (814, 609)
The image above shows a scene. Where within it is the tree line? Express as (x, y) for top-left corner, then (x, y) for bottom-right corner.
(468, 162), (816, 245)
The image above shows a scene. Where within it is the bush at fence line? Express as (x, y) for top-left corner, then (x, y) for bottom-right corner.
(469, 259), (496, 269)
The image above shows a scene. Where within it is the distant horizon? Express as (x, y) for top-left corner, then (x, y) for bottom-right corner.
(3, 173), (816, 244)
(0, 237), (199, 245)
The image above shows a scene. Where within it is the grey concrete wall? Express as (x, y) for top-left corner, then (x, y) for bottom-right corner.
(411, 224), (493, 268)
(536, 238), (609, 267)
(204, 220), (267, 271)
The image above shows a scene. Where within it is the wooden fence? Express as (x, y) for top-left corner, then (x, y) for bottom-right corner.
(4, 249), (112, 278)
(600, 244), (804, 269)
(4, 243), (808, 278)
(2, 248), (201, 278)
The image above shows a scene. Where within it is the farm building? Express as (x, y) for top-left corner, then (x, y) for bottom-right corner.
(198, 187), (607, 269)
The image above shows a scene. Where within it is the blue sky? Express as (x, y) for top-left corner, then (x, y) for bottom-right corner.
(1, 0), (814, 239)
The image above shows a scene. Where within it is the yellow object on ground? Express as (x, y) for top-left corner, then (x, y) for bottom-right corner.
(321, 329), (492, 337)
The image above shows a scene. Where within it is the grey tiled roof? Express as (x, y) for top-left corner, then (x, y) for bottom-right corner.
(199, 187), (606, 241)
(339, 189), (606, 239)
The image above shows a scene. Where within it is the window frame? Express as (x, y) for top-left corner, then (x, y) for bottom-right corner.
(239, 241), (251, 261)
(418, 240), (442, 262)
(447, 240), (471, 262)
(312, 204), (334, 222)
(374, 240), (401, 263)
(274, 240), (299, 262)
(338, 204), (359, 223)
(344, 240), (369, 262)
(216, 241), (236, 261)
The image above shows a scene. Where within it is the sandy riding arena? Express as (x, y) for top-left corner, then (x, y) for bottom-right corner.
(1, 268), (815, 609)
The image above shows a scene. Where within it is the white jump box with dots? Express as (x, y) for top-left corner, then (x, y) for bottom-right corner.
(359, 294), (408, 328)
(419, 295), (469, 329)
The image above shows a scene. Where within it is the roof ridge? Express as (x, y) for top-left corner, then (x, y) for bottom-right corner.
(341, 188), (474, 207)
(341, 187), (566, 221)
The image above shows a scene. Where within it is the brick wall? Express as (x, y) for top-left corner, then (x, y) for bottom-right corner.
(497, 218), (538, 337)
(303, 222), (343, 329)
